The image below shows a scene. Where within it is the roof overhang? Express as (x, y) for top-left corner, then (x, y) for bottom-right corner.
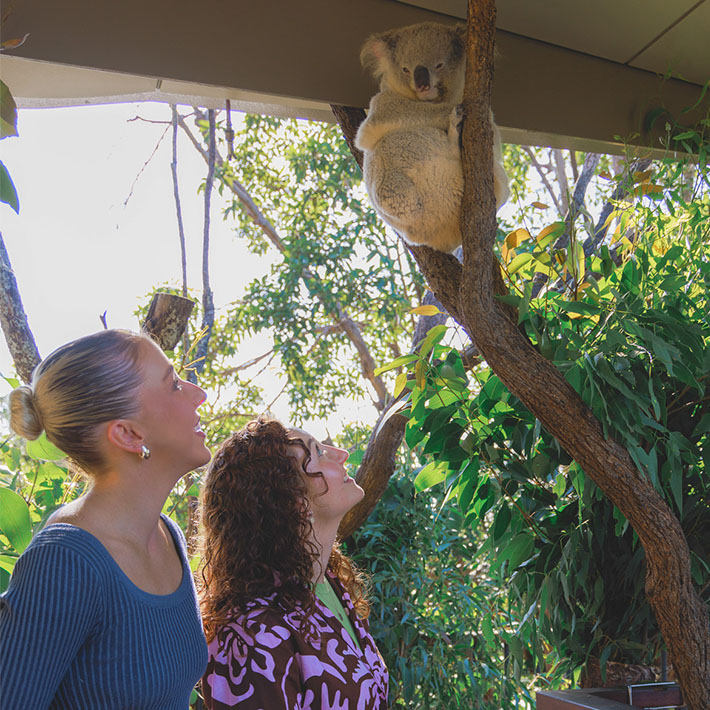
(1, 0), (708, 154)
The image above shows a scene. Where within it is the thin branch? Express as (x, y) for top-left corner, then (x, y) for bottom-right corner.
(171, 106), (189, 301)
(554, 152), (600, 250)
(218, 348), (274, 378)
(532, 152), (600, 297)
(569, 149), (579, 183)
(127, 116), (172, 125)
(583, 158), (652, 257)
(551, 148), (571, 215)
(522, 146), (564, 215)
(193, 110), (216, 374)
(123, 124), (170, 207)
(171, 105), (192, 376)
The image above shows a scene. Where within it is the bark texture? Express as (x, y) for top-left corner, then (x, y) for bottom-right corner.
(0, 232), (40, 383)
(339, 403), (407, 540)
(142, 292), (195, 351)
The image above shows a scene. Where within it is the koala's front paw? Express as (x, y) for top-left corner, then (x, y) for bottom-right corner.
(449, 104), (464, 135)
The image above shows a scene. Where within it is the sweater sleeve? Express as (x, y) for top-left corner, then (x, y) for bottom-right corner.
(0, 540), (102, 709)
(203, 611), (303, 710)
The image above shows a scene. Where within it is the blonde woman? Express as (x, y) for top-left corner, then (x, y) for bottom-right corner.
(0, 329), (210, 709)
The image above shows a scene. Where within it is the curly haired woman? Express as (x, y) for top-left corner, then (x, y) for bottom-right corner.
(199, 417), (388, 709)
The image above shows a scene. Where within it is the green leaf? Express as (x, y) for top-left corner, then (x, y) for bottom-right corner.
(413, 460), (448, 492)
(672, 130), (698, 141)
(393, 371), (408, 398)
(0, 488), (32, 553)
(374, 354), (417, 376)
(417, 324), (448, 361)
(2, 374), (20, 388)
(26, 433), (66, 461)
(481, 614), (496, 645)
(347, 449), (364, 466)
(500, 532), (535, 570)
(557, 301), (601, 316)
(0, 554), (18, 575)
(0, 161), (19, 214)
(492, 502), (511, 541)
(507, 252), (533, 275)
(0, 81), (18, 139)
(553, 472), (567, 498)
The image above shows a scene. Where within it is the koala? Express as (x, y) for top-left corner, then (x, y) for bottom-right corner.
(355, 21), (509, 253)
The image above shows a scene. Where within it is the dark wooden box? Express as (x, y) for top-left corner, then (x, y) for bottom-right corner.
(537, 683), (683, 709)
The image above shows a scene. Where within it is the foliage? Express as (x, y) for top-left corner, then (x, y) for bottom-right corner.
(0, 80), (20, 213)
(388, 125), (710, 684)
(349, 470), (533, 709)
(0, 400), (76, 591)
(199, 113), (424, 420)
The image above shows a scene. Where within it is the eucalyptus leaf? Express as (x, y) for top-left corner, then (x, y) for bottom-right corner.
(0, 488), (32, 553)
(26, 433), (66, 461)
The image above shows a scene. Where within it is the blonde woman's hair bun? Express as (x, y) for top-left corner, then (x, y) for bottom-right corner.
(9, 385), (44, 440)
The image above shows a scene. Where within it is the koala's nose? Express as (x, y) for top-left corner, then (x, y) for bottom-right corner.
(413, 65), (430, 90)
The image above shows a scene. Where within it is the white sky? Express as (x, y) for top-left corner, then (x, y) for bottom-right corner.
(0, 102), (379, 438)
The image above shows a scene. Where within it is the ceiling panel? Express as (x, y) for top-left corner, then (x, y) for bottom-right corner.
(630, 2), (710, 85)
(1, 0), (707, 154)
(395, 0), (702, 65)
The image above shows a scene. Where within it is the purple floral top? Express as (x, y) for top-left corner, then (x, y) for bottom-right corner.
(202, 571), (389, 709)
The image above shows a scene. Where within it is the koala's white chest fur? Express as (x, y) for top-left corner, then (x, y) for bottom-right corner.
(355, 21), (509, 253)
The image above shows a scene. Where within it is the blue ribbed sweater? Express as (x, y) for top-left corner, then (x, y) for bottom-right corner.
(0, 515), (207, 709)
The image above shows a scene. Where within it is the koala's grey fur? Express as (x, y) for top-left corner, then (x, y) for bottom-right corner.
(355, 21), (509, 253)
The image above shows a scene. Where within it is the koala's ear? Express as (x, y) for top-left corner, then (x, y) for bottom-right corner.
(451, 23), (467, 58)
(360, 30), (398, 74)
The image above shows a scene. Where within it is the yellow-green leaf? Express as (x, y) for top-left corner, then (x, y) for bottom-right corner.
(393, 371), (408, 398)
(409, 304), (441, 317)
(0, 34), (30, 52)
(507, 252), (533, 275)
(26, 433), (66, 461)
(504, 227), (531, 249)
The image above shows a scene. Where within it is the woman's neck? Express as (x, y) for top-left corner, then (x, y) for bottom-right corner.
(310, 518), (340, 585)
(66, 467), (177, 548)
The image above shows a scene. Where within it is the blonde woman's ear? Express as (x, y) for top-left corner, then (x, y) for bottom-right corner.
(105, 419), (146, 457)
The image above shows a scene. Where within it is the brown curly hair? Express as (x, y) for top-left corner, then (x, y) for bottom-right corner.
(199, 417), (369, 642)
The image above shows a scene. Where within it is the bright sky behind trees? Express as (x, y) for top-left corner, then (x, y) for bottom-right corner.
(0, 101), (379, 436)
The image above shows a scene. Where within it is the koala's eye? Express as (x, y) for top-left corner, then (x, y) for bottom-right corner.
(402, 67), (410, 74)
(435, 62), (444, 70)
